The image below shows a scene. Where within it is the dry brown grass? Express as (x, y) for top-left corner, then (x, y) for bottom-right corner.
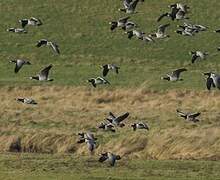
(0, 86), (220, 160)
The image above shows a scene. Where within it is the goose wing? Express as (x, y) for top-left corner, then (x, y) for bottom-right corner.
(39, 64), (52, 80)
(49, 42), (60, 54)
(191, 54), (198, 63)
(157, 24), (170, 34)
(129, 0), (139, 10)
(206, 77), (214, 90)
(118, 16), (130, 23)
(157, 13), (169, 22)
(99, 154), (108, 162)
(123, 0), (132, 9)
(172, 68), (187, 78)
(115, 112), (129, 123)
(102, 65), (109, 76)
(15, 60), (24, 73)
(176, 109), (187, 117)
(188, 112), (201, 118)
(36, 39), (48, 47)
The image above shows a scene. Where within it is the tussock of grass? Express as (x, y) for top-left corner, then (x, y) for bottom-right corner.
(0, 86), (220, 160)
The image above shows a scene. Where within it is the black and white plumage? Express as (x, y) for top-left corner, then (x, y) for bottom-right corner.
(77, 132), (97, 153)
(16, 98), (37, 105)
(36, 39), (60, 54)
(190, 51), (208, 64)
(109, 16), (131, 31)
(176, 109), (200, 122)
(98, 122), (116, 132)
(131, 122), (149, 131)
(125, 29), (145, 39)
(87, 77), (110, 88)
(29, 64), (53, 81)
(9, 59), (31, 73)
(204, 72), (220, 90)
(119, 0), (140, 14)
(99, 152), (121, 166)
(106, 112), (129, 127)
(19, 17), (42, 28)
(161, 68), (187, 81)
(150, 24), (170, 39)
(101, 64), (120, 77)
(7, 28), (27, 33)
(157, 3), (189, 22)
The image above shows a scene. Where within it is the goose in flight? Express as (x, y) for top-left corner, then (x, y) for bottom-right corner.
(10, 59), (31, 73)
(7, 28), (27, 33)
(119, 0), (140, 14)
(16, 98), (37, 105)
(101, 64), (120, 77)
(150, 24), (170, 39)
(106, 112), (129, 127)
(99, 152), (121, 166)
(19, 17), (42, 28)
(125, 29), (145, 39)
(190, 51), (208, 64)
(98, 122), (116, 132)
(176, 109), (200, 122)
(109, 16), (130, 31)
(29, 64), (53, 81)
(204, 72), (220, 90)
(131, 122), (149, 131)
(87, 77), (110, 87)
(36, 39), (60, 54)
(77, 132), (97, 154)
(161, 68), (187, 81)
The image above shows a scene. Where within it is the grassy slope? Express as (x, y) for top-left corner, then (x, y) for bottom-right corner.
(0, 0), (220, 89)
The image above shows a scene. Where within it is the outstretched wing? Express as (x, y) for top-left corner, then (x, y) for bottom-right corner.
(39, 64), (52, 79)
(118, 16), (130, 23)
(172, 68), (187, 78)
(188, 112), (201, 118)
(115, 112), (129, 123)
(49, 42), (60, 54)
(158, 24), (170, 34)
(157, 13), (169, 22)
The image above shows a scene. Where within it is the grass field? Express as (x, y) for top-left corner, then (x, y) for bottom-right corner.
(1, 0), (220, 179)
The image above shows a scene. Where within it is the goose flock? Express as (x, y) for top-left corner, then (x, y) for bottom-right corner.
(6, 0), (220, 167)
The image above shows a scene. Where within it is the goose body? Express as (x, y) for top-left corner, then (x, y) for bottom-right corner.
(30, 64), (53, 81)
(190, 51), (208, 64)
(7, 28), (27, 33)
(204, 72), (220, 90)
(19, 17), (42, 28)
(16, 98), (37, 105)
(131, 122), (149, 131)
(87, 77), (110, 87)
(106, 112), (129, 127)
(98, 122), (116, 132)
(176, 109), (200, 122)
(36, 39), (60, 54)
(150, 24), (170, 39)
(161, 68), (187, 81)
(10, 59), (31, 73)
(99, 152), (121, 166)
(101, 64), (120, 77)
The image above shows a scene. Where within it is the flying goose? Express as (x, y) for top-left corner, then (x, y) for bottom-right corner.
(125, 29), (145, 39)
(7, 28), (27, 33)
(9, 59), (31, 73)
(29, 64), (53, 81)
(131, 122), (149, 131)
(19, 17), (42, 28)
(119, 0), (140, 14)
(16, 98), (37, 105)
(99, 152), (121, 166)
(161, 68), (187, 81)
(36, 39), (60, 54)
(176, 109), (200, 122)
(77, 132), (97, 153)
(101, 64), (120, 77)
(150, 24), (170, 39)
(98, 122), (116, 132)
(106, 112), (129, 127)
(109, 16), (130, 31)
(190, 51), (208, 64)
(87, 77), (110, 87)
(204, 72), (220, 90)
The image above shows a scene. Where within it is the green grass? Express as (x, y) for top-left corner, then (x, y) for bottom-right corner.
(0, 153), (220, 180)
(1, 0), (220, 89)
